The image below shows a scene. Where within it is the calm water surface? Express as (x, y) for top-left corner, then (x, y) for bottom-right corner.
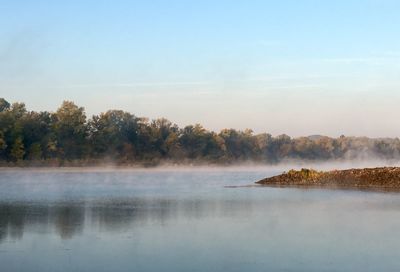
(1, 168), (400, 272)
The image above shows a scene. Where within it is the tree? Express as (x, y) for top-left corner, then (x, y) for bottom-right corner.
(2, 98), (400, 165)
(10, 137), (25, 162)
(292, 137), (315, 159)
(54, 101), (88, 160)
(0, 98), (10, 112)
(179, 124), (205, 159)
(164, 131), (182, 158)
(219, 129), (258, 161)
(149, 118), (180, 158)
(89, 110), (138, 159)
(10, 102), (27, 119)
(265, 134), (292, 162)
(20, 111), (53, 159)
(0, 102), (27, 161)
(0, 131), (7, 158)
(27, 143), (42, 160)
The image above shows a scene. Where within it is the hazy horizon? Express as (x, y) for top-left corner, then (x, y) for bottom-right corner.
(2, 1), (400, 137)
(3, 97), (400, 139)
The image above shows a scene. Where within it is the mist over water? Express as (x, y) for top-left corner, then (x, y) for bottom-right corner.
(1, 168), (400, 271)
(1, 158), (399, 174)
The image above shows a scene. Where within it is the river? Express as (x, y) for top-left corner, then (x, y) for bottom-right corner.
(1, 168), (400, 271)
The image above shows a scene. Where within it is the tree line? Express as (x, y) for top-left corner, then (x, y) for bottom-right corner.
(0, 98), (399, 166)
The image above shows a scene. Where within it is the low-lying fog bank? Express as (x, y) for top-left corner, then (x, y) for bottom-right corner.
(1, 159), (399, 173)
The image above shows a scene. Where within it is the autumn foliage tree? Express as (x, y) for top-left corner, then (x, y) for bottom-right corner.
(1, 97), (400, 166)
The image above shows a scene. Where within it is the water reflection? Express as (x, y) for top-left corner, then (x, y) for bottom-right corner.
(54, 205), (85, 239)
(0, 198), (256, 242)
(0, 204), (27, 241)
(3, 170), (400, 272)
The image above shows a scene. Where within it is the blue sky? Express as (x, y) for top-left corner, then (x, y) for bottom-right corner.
(1, 0), (400, 137)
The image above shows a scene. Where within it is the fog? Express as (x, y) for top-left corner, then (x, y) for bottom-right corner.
(1, 158), (399, 174)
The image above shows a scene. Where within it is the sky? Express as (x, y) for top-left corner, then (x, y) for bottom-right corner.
(1, 0), (400, 137)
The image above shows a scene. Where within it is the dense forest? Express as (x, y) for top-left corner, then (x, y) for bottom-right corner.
(0, 98), (399, 166)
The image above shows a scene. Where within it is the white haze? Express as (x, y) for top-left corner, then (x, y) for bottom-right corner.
(1, 159), (400, 174)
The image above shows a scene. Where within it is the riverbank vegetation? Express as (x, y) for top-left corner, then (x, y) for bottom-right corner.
(1, 98), (400, 166)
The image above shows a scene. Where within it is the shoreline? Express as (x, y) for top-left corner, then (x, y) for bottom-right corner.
(256, 167), (400, 190)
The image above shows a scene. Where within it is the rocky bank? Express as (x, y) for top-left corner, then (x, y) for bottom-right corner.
(256, 167), (400, 189)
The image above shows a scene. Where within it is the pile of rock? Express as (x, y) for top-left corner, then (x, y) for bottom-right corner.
(256, 167), (400, 189)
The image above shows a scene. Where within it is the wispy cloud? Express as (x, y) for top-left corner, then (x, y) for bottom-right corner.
(1, 81), (212, 89)
(320, 56), (399, 64)
(66, 81), (211, 88)
(378, 50), (400, 57)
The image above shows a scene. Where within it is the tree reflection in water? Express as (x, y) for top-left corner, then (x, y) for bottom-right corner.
(0, 198), (254, 243)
